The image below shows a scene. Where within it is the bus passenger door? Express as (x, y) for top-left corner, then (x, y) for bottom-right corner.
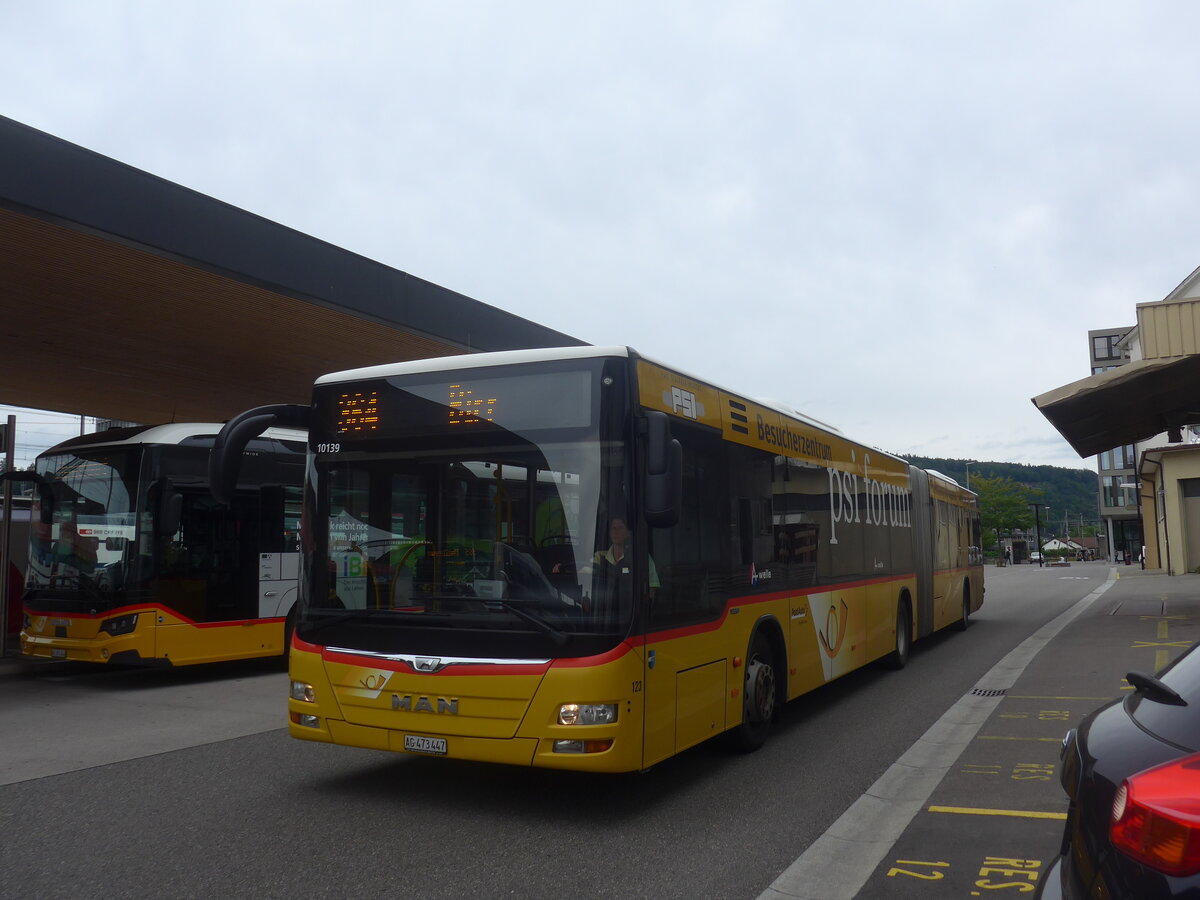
(258, 552), (298, 617)
(641, 632), (727, 767)
(641, 425), (730, 768)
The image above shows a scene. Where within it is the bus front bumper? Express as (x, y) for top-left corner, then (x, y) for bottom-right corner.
(288, 709), (639, 772)
(20, 629), (145, 664)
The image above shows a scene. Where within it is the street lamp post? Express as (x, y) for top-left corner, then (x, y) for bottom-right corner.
(1031, 503), (1049, 567)
(964, 461), (972, 491)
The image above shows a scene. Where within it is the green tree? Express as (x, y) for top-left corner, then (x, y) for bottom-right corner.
(973, 475), (1033, 550)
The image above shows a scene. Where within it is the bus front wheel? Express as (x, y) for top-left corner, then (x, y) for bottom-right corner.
(730, 632), (777, 752)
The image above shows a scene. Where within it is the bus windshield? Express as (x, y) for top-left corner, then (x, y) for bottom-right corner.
(25, 436), (304, 620)
(302, 358), (632, 659)
(28, 449), (140, 609)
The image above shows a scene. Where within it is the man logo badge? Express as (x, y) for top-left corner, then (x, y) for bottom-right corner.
(392, 694), (459, 714)
(414, 657), (441, 672)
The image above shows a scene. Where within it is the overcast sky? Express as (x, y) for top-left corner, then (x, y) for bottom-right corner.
(4, 1), (1199, 470)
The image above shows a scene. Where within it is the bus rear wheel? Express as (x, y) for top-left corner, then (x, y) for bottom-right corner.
(730, 632), (777, 752)
(883, 600), (911, 670)
(957, 584), (971, 632)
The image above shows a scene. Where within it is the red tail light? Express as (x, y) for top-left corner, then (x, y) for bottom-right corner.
(1110, 751), (1200, 876)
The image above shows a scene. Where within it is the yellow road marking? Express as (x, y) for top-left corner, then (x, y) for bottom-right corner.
(1159, 620), (1170, 640)
(1132, 641), (1190, 649)
(1005, 695), (1108, 701)
(928, 805), (1067, 820)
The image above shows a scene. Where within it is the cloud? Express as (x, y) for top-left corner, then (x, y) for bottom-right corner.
(2, 1), (1198, 470)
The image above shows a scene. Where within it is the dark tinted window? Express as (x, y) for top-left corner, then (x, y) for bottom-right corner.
(648, 424), (729, 628)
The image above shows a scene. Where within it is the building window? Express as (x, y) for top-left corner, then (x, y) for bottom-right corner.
(1099, 445), (1135, 473)
(1103, 476), (1122, 508)
(1102, 475), (1137, 508)
(1092, 334), (1124, 361)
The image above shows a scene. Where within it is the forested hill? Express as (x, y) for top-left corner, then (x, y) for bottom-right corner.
(895, 455), (1101, 528)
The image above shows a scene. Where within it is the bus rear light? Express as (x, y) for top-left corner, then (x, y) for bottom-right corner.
(558, 703), (618, 726)
(553, 739), (614, 754)
(99, 613), (138, 636)
(290, 680), (315, 703)
(1110, 751), (1200, 876)
(290, 711), (320, 728)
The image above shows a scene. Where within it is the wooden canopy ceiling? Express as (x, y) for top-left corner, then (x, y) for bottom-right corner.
(0, 117), (583, 426)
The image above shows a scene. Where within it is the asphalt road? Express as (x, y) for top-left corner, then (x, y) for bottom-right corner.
(0, 564), (1110, 899)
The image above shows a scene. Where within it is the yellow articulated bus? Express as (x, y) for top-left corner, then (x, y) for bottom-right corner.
(18, 423), (305, 666)
(211, 346), (983, 772)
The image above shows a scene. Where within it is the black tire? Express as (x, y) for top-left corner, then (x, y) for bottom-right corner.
(730, 631), (778, 752)
(957, 584), (971, 632)
(883, 600), (911, 670)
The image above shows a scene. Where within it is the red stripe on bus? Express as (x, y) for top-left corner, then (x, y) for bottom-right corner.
(549, 641), (637, 668)
(300, 638), (638, 674)
(293, 567), (969, 672)
(21, 603), (283, 628)
(317, 646), (552, 677)
(646, 572), (918, 643)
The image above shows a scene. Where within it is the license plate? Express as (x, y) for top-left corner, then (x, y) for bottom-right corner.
(51, 649), (66, 659)
(404, 734), (447, 756)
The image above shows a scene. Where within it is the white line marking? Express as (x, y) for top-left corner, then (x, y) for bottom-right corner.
(756, 569), (1119, 900)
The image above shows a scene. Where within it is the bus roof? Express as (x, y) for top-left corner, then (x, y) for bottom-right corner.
(41, 423), (307, 455)
(311, 346), (932, 475)
(925, 468), (963, 488)
(315, 345), (844, 433)
(314, 345), (633, 385)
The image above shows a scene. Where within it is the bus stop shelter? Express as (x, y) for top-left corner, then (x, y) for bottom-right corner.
(0, 115), (586, 656)
(1032, 354), (1200, 458)
(0, 115), (584, 427)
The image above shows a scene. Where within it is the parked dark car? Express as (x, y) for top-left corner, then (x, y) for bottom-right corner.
(1038, 646), (1200, 898)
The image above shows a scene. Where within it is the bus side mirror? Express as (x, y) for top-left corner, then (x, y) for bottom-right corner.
(210, 404), (310, 506)
(0, 470), (54, 524)
(643, 411), (681, 528)
(157, 480), (183, 537)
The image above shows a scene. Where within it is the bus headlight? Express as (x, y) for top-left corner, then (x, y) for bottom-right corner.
(99, 613), (138, 636)
(290, 680), (315, 703)
(558, 703), (618, 726)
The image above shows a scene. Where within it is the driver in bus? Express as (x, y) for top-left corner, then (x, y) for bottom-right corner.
(552, 516), (660, 608)
(591, 517), (659, 600)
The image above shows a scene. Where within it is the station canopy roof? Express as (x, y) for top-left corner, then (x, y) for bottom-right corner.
(1032, 354), (1200, 458)
(0, 116), (585, 427)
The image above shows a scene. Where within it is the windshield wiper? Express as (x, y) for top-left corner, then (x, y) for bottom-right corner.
(46, 573), (108, 606)
(302, 607), (399, 635)
(488, 599), (568, 646)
